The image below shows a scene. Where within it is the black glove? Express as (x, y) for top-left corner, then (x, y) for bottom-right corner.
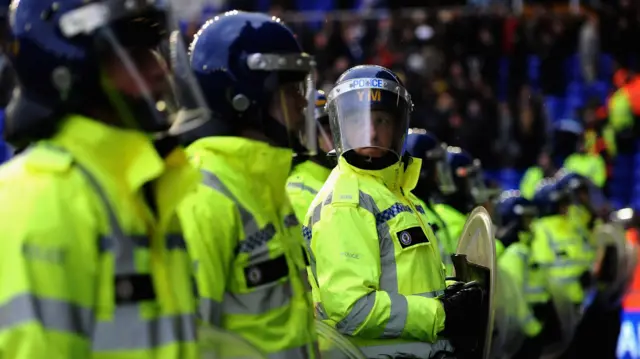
(438, 281), (484, 339)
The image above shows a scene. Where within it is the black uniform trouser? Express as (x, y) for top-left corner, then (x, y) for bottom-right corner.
(558, 303), (621, 359)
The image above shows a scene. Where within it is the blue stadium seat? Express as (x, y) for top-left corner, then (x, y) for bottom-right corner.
(566, 54), (582, 83)
(498, 168), (523, 191)
(598, 53), (614, 81)
(544, 96), (566, 123)
(528, 56), (540, 91)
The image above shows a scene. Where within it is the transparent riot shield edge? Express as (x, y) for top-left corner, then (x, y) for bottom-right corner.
(454, 206), (497, 359)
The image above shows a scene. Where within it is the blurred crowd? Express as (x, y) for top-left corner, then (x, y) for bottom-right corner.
(181, 0), (640, 175)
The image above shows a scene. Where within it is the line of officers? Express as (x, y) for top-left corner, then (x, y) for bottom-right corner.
(0, 3), (634, 359)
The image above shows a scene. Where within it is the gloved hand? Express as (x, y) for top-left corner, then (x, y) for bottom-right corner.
(438, 281), (484, 340)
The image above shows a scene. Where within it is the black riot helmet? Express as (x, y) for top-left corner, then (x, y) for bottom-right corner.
(326, 65), (413, 170)
(405, 128), (456, 201)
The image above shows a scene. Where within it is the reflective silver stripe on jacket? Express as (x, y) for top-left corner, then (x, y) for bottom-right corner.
(0, 293), (94, 336)
(358, 338), (454, 359)
(198, 170), (306, 318)
(287, 181), (318, 195)
(306, 190), (445, 339)
(200, 170), (274, 261)
(268, 344), (313, 359)
(72, 158), (197, 351)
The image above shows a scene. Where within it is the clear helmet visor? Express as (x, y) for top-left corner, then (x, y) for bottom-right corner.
(326, 78), (412, 160)
(246, 53), (317, 156)
(58, 0), (210, 136)
(431, 144), (457, 195)
(457, 160), (489, 205)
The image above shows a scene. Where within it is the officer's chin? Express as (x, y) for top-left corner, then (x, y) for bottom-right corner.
(355, 147), (388, 158)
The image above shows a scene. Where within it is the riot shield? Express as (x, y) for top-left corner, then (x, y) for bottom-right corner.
(490, 266), (525, 359)
(541, 276), (582, 359)
(592, 223), (627, 306)
(315, 320), (367, 359)
(451, 206), (496, 359)
(198, 323), (267, 359)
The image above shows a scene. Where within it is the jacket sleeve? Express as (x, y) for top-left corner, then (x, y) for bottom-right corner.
(286, 182), (317, 225)
(178, 185), (238, 326)
(311, 202), (446, 342)
(0, 174), (98, 358)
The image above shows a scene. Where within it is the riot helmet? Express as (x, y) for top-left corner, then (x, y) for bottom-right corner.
(187, 11), (317, 156)
(405, 128), (456, 200)
(326, 65), (412, 170)
(4, 0), (209, 149)
(495, 190), (538, 247)
(442, 146), (489, 214)
(532, 179), (571, 217)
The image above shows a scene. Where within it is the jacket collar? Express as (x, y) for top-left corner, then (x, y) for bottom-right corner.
(188, 136), (294, 202)
(337, 155), (422, 192)
(49, 115), (166, 193)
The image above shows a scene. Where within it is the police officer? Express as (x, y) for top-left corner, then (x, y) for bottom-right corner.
(287, 90), (335, 223)
(531, 179), (593, 357)
(0, 0), (205, 357)
(495, 191), (545, 359)
(433, 147), (504, 259)
(304, 64), (483, 359)
(178, 11), (318, 358)
(405, 129), (458, 275)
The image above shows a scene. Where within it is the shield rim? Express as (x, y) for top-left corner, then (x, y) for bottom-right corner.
(456, 206), (497, 359)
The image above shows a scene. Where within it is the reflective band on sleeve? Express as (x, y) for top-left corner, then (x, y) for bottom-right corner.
(358, 339), (453, 359)
(92, 305), (196, 351)
(335, 292), (376, 335)
(223, 281), (293, 315)
(0, 293), (94, 337)
(198, 298), (223, 326)
(287, 182), (318, 195)
(382, 292), (408, 338)
(267, 343), (314, 359)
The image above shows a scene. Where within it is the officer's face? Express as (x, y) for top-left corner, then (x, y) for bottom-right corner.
(104, 48), (170, 102)
(354, 110), (395, 158)
(269, 82), (307, 134)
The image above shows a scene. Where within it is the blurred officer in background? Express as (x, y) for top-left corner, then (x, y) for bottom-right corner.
(555, 171), (617, 359)
(433, 147), (505, 258)
(556, 170), (609, 234)
(179, 11), (318, 358)
(495, 191), (545, 359)
(287, 90), (335, 222)
(531, 179), (593, 358)
(0, 0), (207, 357)
(405, 129), (458, 275)
(304, 64), (483, 359)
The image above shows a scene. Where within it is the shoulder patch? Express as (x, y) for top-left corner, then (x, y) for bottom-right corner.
(24, 146), (74, 173)
(330, 172), (359, 205)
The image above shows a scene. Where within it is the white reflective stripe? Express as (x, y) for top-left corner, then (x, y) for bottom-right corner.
(267, 344), (312, 359)
(525, 286), (546, 294)
(224, 281), (293, 315)
(0, 293), (94, 337)
(358, 339), (454, 359)
(383, 293), (408, 338)
(65, 147), (196, 351)
(200, 170), (274, 257)
(287, 182), (318, 195)
(92, 305), (197, 351)
(198, 298), (223, 326)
